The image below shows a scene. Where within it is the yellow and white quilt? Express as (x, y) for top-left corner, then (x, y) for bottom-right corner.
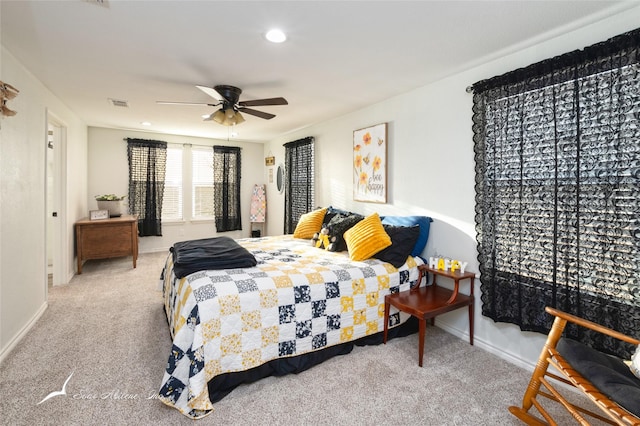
(158, 235), (423, 418)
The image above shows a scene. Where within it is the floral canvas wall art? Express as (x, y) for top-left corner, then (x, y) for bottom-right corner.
(353, 123), (387, 203)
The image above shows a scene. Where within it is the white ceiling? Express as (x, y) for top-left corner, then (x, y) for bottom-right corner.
(1, 1), (634, 143)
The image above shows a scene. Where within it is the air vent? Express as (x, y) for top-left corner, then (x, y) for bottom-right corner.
(109, 98), (129, 108)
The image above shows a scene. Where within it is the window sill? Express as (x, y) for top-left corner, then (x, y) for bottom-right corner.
(161, 219), (186, 225)
(160, 218), (215, 225)
(190, 218), (215, 224)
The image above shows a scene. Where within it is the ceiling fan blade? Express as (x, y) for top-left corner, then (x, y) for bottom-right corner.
(196, 85), (223, 101)
(239, 107), (275, 120)
(239, 97), (288, 107)
(156, 100), (219, 106)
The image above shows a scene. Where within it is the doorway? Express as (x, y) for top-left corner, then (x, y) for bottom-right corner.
(46, 114), (68, 288)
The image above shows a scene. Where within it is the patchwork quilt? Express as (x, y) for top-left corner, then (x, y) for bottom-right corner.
(158, 235), (424, 418)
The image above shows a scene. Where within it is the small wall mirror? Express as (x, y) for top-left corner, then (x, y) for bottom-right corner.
(276, 163), (285, 193)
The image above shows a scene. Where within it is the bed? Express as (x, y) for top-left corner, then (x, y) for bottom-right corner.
(157, 210), (431, 418)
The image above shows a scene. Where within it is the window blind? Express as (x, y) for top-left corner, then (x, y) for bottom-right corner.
(162, 145), (183, 221)
(192, 147), (214, 218)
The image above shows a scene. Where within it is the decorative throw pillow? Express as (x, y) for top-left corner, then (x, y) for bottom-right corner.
(325, 213), (364, 252)
(322, 206), (343, 227)
(293, 208), (327, 239)
(322, 206), (359, 227)
(381, 215), (433, 257)
(631, 345), (640, 379)
(373, 224), (421, 268)
(344, 213), (392, 261)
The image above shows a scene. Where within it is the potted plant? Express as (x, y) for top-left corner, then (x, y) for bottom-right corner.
(95, 194), (126, 217)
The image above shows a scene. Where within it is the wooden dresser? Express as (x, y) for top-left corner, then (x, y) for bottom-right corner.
(75, 215), (139, 274)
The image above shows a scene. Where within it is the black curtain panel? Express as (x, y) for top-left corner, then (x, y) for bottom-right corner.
(213, 145), (242, 232)
(472, 28), (640, 358)
(283, 137), (314, 234)
(127, 138), (167, 237)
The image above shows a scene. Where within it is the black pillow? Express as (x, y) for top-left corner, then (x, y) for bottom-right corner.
(325, 214), (364, 252)
(373, 224), (420, 267)
(322, 206), (357, 228)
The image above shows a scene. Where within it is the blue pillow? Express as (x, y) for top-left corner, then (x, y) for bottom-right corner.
(381, 215), (432, 256)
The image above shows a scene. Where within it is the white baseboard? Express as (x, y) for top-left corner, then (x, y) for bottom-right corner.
(436, 319), (537, 372)
(0, 301), (48, 365)
(140, 247), (172, 254)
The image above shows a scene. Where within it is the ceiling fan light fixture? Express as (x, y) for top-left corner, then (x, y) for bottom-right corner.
(211, 109), (227, 125)
(212, 108), (245, 126)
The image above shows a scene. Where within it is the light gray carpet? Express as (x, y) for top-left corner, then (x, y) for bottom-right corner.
(0, 253), (587, 425)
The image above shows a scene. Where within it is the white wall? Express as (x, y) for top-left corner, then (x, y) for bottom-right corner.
(0, 47), (88, 360)
(264, 6), (640, 369)
(87, 127), (265, 254)
(2, 1), (638, 370)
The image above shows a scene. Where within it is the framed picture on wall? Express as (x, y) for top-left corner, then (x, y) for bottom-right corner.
(353, 122), (387, 203)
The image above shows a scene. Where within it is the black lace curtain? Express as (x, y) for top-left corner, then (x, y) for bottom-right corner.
(283, 137), (315, 234)
(127, 138), (167, 237)
(213, 145), (241, 232)
(472, 28), (640, 358)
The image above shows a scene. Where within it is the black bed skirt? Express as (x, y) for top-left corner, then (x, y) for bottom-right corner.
(207, 316), (419, 402)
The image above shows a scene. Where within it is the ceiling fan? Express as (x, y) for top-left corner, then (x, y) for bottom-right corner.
(157, 85), (288, 126)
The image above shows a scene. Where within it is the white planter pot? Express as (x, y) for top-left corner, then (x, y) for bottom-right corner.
(97, 200), (124, 217)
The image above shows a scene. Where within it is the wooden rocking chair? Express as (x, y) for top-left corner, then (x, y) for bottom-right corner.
(509, 307), (640, 426)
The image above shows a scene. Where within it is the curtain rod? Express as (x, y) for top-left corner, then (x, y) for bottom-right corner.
(122, 138), (241, 149)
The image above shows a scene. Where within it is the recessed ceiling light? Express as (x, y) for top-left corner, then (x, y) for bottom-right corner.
(265, 29), (286, 43)
(141, 121), (151, 126)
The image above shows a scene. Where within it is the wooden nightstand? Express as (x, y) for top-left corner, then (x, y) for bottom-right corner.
(75, 215), (139, 274)
(383, 264), (475, 367)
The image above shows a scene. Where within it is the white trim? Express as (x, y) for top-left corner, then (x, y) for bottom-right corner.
(436, 319), (536, 372)
(0, 302), (48, 365)
(45, 111), (69, 286)
(436, 319), (585, 397)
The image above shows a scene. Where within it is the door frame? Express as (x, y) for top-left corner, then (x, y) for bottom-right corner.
(45, 111), (68, 288)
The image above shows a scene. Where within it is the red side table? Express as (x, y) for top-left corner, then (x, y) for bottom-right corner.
(383, 264), (475, 367)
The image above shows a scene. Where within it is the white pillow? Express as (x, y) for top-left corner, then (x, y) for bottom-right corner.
(630, 345), (640, 379)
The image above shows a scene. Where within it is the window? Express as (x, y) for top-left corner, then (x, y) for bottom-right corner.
(472, 28), (640, 357)
(283, 137), (314, 234)
(192, 147), (214, 219)
(162, 145), (183, 221)
(161, 144), (217, 222)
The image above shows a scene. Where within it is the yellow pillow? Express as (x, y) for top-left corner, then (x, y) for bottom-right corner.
(293, 208), (327, 239)
(343, 213), (391, 261)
